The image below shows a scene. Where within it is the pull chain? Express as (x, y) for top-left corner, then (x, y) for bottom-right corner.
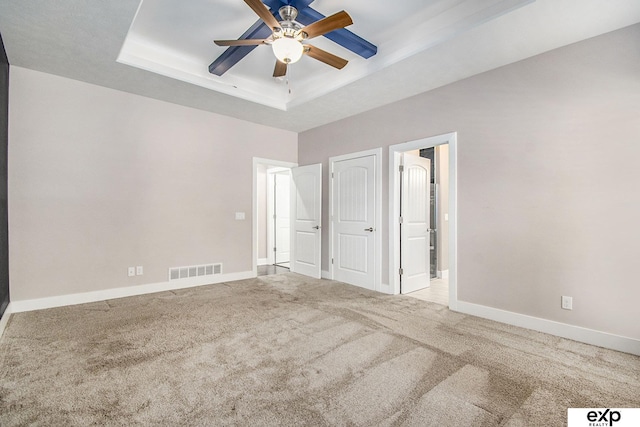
(286, 64), (293, 95)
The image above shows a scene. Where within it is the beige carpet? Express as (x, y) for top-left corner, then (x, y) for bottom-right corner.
(0, 273), (638, 426)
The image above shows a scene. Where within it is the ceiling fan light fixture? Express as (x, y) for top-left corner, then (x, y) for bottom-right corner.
(272, 37), (304, 64)
(211, 1), (357, 76)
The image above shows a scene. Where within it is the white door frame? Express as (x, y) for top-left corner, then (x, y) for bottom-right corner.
(253, 157), (297, 277)
(329, 147), (383, 292)
(389, 133), (458, 309)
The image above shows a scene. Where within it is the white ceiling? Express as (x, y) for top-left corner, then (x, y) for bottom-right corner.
(1, 0), (640, 132)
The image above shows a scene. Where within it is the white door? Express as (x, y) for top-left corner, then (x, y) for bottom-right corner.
(400, 153), (432, 294)
(290, 164), (322, 278)
(332, 155), (376, 290)
(274, 172), (290, 265)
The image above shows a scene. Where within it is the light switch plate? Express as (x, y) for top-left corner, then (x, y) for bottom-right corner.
(235, 212), (245, 220)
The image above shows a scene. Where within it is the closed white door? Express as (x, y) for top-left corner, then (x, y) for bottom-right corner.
(274, 172), (290, 265)
(332, 155), (376, 290)
(400, 153), (432, 294)
(290, 164), (322, 278)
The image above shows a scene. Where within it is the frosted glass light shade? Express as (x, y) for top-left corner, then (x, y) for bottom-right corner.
(272, 37), (304, 64)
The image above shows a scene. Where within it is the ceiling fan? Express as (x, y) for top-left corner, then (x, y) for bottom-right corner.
(214, 0), (354, 77)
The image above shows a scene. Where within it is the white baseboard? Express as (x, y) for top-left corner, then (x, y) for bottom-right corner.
(0, 303), (12, 340)
(258, 258), (269, 266)
(10, 270), (255, 313)
(321, 270), (331, 280)
(438, 270), (449, 279)
(455, 301), (640, 356)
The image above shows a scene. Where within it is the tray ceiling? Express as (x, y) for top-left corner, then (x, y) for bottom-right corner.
(1, 0), (639, 131)
(118, 0), (534, 110)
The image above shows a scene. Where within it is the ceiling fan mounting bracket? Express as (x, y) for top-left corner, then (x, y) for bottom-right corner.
(279, 5), (298, 21)
(275, 6), (304, 40)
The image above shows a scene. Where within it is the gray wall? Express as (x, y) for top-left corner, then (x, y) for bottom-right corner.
(299, 24), (640, 340)
(0, 33), (8, 318)
(9, 67), (297, 301)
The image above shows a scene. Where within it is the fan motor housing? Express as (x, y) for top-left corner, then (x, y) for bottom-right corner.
(276, 6), (304, 39)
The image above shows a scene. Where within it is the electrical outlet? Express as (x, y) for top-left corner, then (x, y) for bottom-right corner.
(128, 267), (136, 277)
(136, 266), (143, 276)
(561, 296), (573, 310)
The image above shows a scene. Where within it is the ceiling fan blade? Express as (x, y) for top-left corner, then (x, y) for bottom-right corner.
(300, 11), (353, 39)
(304, 44), (348, 69)
(214, 39), (268, 46)
(244, 0), (281, 31)
(273, 60), (287, 77)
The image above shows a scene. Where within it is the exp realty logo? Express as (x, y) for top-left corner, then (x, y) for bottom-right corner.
(568, 408), (640, 427)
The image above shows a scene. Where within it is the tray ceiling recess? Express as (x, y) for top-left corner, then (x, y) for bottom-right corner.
(118, 0), (534, 111)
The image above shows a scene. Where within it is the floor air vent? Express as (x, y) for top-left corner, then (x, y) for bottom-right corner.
(169, 263), (222, 281)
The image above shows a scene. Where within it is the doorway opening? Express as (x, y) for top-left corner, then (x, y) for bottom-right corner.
(253, 158), (297, 277)
(400, 146), (449, 303)
(389, 133), (457, 308)
(267, 168), (291, 269)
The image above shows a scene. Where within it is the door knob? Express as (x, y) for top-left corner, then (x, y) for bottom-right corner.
(364, 227), (374, 232)
(313, 225), (320, 230)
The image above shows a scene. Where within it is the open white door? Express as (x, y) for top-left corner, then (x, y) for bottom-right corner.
(290, 164), (322, 278)
(400, 153), (432, 294)
(274, 171), (290, 265)
(332, 155), (376, 290)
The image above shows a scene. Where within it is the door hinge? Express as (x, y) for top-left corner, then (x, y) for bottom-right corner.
(399, 165), (404, 173)
(399, 268), (404, 275)
(273, 247), (277, 252)
(331, 258), (334, 265)
(399, 216), (403, 224)
(331, 172), (334, 178)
